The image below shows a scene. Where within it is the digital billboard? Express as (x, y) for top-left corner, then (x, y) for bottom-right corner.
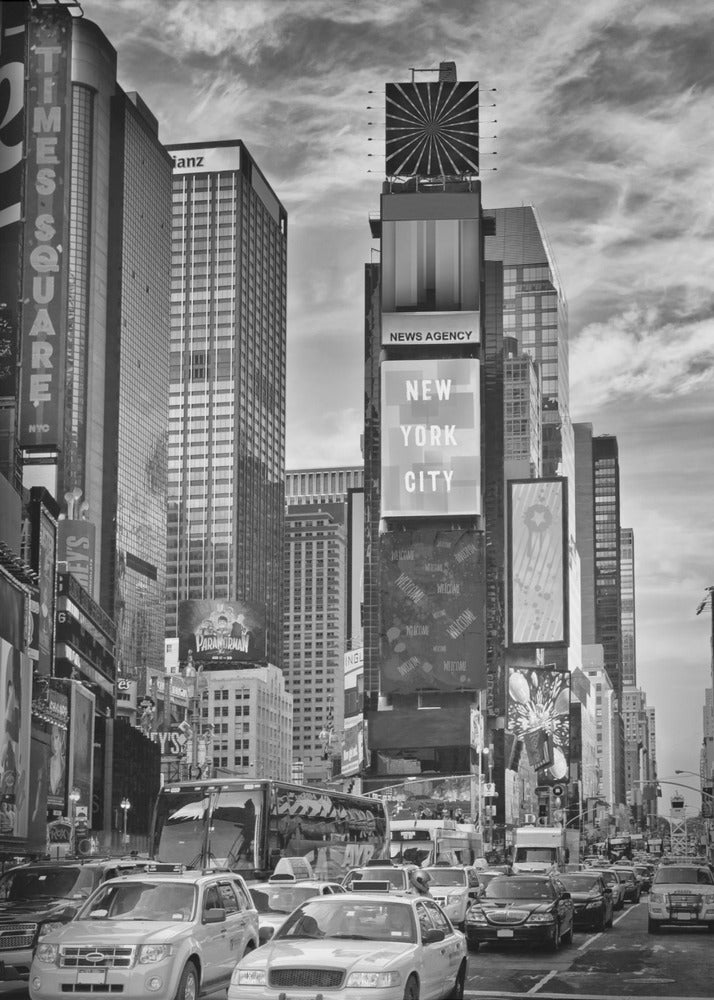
(507, 667), (570, 783)
(67, 682), (95, 820)
(379, 528), (486, 694)
(18, 11), (71, 449)
(385, 81), (480, 177)
(0, 640), (33, 837)
(178, 599), (266, 666)
(508, 478), (569, 647)
(381, 358), (481, 518)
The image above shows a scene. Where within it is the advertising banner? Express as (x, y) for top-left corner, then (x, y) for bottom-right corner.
(18, 11), (71, 448)
(381, 311), (480, 348)
(0, 2), (26, 398)
(381, 358), (481, 518)
(47, 686), (68, 808)
(178, 599), (266, 666)
(168, 143), (240, 175)
(379, 528), (486, 694)
(67, 682), (95, 821)
(508, 478), (569, 646)
(0, 640), (33, 837)
(37, 507), (56, 675)
(507, 666), (570, 783)
(385, 81), (480, 178)
(341, 718), (364, 778)
(58, 519), (96, 595)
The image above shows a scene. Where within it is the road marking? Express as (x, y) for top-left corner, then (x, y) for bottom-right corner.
(465, 992), (702, 999)
(527, 969), (559, 993)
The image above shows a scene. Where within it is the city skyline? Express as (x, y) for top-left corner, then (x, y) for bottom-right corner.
(84, 0), (714, 806)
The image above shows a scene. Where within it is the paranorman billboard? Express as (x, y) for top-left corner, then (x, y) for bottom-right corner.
(178, 600), (266, 666)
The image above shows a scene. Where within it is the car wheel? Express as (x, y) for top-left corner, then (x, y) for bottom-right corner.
(403, 973), (420, 999)
(451, 961), (466, 1000)
(173, 961), (198, 1000)
(466, 936), (480, 953)
(647, 917), (661, 934)
(597, 912), (606, 932)
(548, 924), (561, 951)
(562, 920), (573, 945)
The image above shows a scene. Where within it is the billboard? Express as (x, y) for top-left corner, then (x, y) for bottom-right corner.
(508, 478), (569, 647)
(168, 142), (240, 175)
(0, 2), (26, 398)
(178, 599), (266, 666)
(379, 528), (486, 694)
(381, 311), (479, 349)
(58, 519), (96, 595)
(67, 682), (95, 820)
(507, 667), (570, 783)
(0, 640), (33, 837)
(385, 81), (479, 177)
(18, 11), (72, 449)
(381, 358), (481, 518)
(47, 686), (68, 808)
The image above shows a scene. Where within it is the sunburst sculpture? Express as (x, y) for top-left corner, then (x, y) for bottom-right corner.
(385, 81), (480, 178)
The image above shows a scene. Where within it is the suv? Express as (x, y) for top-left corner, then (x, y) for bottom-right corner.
(0, 858), (147, 981)
(648, 863), (714, 932)
(29, 866), (259, 1000)
(421, 865), (481, 928)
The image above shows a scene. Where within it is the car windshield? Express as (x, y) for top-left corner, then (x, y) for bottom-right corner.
(561, 875), (601, 892)
(250, 885), (324, 914)
(600, 871), (619, 883)
(78, 881), (196, 921)
(611, 870), (634, 882)
(653, 868), (713, 886)
(484, 878), (555, 901)
(346, 869), (407, 889)
(422, 869), (466, 887)
(0, 866), (97, 902)
(277, 898), (417, 943)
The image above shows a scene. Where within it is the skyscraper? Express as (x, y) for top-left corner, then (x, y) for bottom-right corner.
(592, 434), (622, 698)
(165, 141), (287, 666)
(620, 527), (636, 686)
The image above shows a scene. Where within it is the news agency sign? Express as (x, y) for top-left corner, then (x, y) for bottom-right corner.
(19, 12), (71, 449)
(381, 311), (480, 348)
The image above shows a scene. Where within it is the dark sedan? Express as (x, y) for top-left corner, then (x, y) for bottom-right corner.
(464, 874), (574, 952)
(560, 872), (614, 931)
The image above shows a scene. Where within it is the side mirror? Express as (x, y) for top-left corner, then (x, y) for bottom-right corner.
(203, 907), (226, 924)
(422, 928), (446, 944)
(258, 926), (275, 945)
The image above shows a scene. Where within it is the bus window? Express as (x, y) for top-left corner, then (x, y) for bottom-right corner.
(208, 789), (262, 872)
(153, 790), (211, 867)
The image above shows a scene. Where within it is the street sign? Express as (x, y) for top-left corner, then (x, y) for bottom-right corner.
(483, 782), (497, 797)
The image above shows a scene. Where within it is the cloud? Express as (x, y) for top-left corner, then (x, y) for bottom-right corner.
(570, 307), (714, 409)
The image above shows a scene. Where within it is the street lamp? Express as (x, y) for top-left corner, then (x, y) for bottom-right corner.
(120, 797), (131, 845)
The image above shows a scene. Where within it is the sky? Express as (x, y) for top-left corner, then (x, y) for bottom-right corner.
(84, 0), (714, 811)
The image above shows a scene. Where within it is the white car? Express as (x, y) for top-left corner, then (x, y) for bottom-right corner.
(248, 879), (346, 938)
(29, 866), (259, 1000)
(648, 863), (714, 933)
(229, 890), (468, 1000)
(421, 866), (481, 928)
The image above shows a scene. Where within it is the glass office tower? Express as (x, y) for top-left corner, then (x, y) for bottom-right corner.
(166, 142), (287, 666)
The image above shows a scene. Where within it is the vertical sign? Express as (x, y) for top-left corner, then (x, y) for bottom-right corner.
(18, 11), (71, 448)
(67, 682), (95, 821)
(0, 641), (33, 837)
(508, 478), (569, 647)
(0, 3), (26, 398)
(507, 666), (570, 783)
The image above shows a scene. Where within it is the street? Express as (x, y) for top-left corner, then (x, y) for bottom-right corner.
(464, 899), (714, 998)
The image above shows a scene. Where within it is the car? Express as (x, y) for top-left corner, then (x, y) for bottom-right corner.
(559, 872), (614, 931)
(249, 878), (346, 938)
(633, 863), (654, 892)
(228, 890), (468, 1000)
(598, 869), (626, 910)
(608, 866), (641, 903)
(0, 857), (148, 983)
(464, 874), (574, 952)
(420, 866), (481, 929)
(342, 863), (420, 896)
(28, 865), (260, 1000)
(474, 869), (514, 897)
(647, 863), (714, 933)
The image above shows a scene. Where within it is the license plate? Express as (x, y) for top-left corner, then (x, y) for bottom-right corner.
(497, 928), (514, 937)
(674, 913), (693, 921)
(77, 972), (106, 985)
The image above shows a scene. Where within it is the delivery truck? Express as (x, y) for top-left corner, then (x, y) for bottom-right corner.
(512, 825), (568, 873)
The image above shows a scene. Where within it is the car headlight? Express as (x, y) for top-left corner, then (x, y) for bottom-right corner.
(649, 891), (665, 904)
(234, 969), (267, 986)
(38, 921), (66, 938)
(138, 945), (172, 964)
(446, 893), (463, 905)
(35, 943), (59, 964)
(526, 912), (555, 923)
(466, 909), (487, 923)
(585, 900), (602, 909)
(345, 971), (402, 988)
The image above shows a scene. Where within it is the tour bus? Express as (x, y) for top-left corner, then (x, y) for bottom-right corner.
(150, 778), (389, 881)
(389, 818), (480, 866)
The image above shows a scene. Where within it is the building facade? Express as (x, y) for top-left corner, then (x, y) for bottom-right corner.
(165, 141), (287, 667)
(620, 527), (636, 687)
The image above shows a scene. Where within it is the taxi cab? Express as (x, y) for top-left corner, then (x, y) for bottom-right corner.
(29, 865), (259, 1000)
(248, 858), (346, 938)
(342, 861), (421, 896)
(228, 890), (468, 1000)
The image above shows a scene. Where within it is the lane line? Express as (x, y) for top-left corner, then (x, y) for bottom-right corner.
(527, 968), (559, 994)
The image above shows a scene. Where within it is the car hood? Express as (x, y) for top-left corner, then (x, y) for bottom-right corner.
(42, 919), (190, 947)
(478, 899), (555, 915)
(0, 898), (79, 923)
(240, 938), (411, 972)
